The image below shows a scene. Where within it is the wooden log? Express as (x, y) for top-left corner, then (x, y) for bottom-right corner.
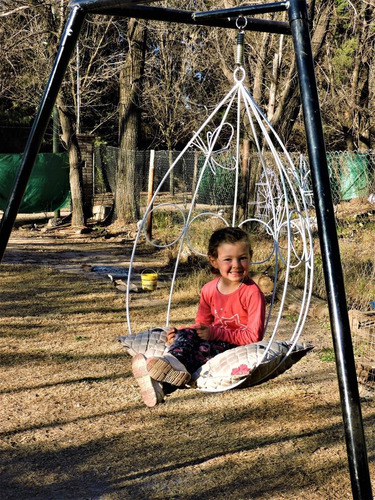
(251, 273), (274, 294)
(275, 281), (329, 318)
(348, 310), (375, 333)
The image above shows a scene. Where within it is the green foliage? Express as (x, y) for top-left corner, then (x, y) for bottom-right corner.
(283, 314), (299, 323)
(334, 0), (355, 30)
(74, 336), (90, 341)
(198, 164), (236, 205)
(319, 348), (336, 363)
(332, 38), (358, 84)
(335, 0), (351, 16)
(152, 210), (182, 230)
(0, 100), (34, 126)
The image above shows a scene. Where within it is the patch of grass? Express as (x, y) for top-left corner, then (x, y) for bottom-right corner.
(319, 347), (336, 362)
(283, 313), (299, 323)
(173, 268), (211, 304)
(51, 352), (75, 363)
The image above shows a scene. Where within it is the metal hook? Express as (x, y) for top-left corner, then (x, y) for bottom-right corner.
(235, 15), (247, 30)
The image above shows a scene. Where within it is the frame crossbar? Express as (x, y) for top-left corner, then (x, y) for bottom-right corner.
(70, 1), (291, 34)
(193, 1), (290, 19)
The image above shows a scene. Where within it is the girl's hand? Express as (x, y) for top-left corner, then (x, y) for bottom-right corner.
(166, 327), (177, 345)
(193, 323), (210, 341)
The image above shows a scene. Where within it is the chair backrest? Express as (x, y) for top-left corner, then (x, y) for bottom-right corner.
(126, 74), (314, 362)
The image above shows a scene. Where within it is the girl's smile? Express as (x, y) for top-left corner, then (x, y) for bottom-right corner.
(209, 241), (250, 292)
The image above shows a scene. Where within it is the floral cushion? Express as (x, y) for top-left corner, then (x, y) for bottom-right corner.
(193, 340), (313, 392)
(118, 329), (313, 392)
(118, 327), (168, 358)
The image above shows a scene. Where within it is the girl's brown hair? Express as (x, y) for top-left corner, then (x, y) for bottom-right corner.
(207, 227), (253, 275)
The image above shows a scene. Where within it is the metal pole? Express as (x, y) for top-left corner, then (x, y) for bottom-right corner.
(0, 6), (86, 263)
(69, 0), (160, 10)
(193, 1), (289, 20)
(288, 1), (372, 498)
(70, 2), (291, 35)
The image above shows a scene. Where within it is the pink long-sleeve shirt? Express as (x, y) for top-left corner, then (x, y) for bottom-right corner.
(195, 277), (266, 345)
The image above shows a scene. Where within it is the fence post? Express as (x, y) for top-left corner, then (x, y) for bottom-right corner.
(239, 139), (250, 220)
(146, 149), (155, 239)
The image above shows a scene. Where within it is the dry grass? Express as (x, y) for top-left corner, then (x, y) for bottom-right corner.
(1, 257), (375, 499)
(139, 204), (375, 311)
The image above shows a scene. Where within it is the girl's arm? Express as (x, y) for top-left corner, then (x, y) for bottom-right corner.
(194, 285), (215, 325)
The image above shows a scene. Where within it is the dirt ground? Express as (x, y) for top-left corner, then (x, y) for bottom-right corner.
(1, 216), (375, 499)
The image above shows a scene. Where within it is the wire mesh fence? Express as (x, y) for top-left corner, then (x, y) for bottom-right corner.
(94, 146), (374, 309)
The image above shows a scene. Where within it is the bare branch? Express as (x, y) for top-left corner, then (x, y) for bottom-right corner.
(0, 5), (30, 17)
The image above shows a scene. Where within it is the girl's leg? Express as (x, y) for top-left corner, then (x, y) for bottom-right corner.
(168, 328), (236, 374)
(167, 327), (203, 374)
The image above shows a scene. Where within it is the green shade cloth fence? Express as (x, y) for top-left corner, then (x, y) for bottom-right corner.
(339, 153), (369, 201)
(0, 153), (70, 213)
(327, 152), (370, 202)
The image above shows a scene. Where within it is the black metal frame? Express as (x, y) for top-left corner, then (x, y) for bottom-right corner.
(0, 1), (371, 497)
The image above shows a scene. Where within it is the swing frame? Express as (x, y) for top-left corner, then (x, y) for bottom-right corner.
(0, 1), (371, 497)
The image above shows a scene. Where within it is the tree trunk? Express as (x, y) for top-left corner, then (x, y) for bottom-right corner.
(239, 139), (250, 221)
(271, 0), (333, 143)
(56, 94), (85, 228)
(252, 29), (271, 105)
(368, 48), (375, 151)
(115, 19), (145, 225)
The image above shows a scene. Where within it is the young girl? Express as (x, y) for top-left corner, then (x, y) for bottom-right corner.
(132, 226), (266, 407)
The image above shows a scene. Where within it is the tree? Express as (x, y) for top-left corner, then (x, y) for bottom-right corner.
(321, 0), (375, 151)
(115, 18), (146, 224)
(142, 22), (209, 150)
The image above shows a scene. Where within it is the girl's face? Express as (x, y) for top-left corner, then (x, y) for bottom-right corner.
(209, 241), (250, 285)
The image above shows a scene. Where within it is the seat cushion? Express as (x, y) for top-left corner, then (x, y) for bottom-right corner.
(193, 341), (314, 392)
(118, 329), (313, 392)
(118, 328), (168, 358)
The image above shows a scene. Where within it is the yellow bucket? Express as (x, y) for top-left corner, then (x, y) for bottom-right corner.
(141, 269), (158, 291)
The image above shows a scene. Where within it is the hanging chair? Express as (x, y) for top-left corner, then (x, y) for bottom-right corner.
(119, 26), (314, 392)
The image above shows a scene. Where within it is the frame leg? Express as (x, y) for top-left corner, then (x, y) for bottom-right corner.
(288, 1), (372, 498)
